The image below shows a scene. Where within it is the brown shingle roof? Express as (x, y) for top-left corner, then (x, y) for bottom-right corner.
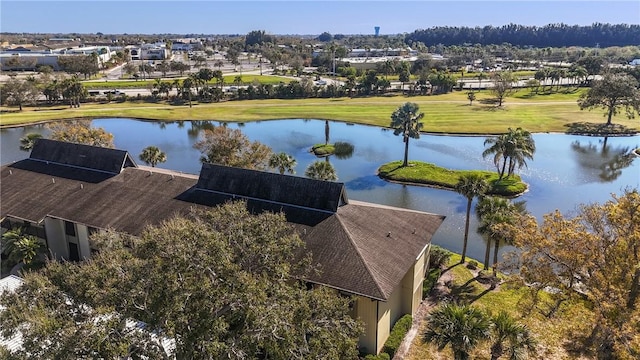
(1, 142), (445, 301)
(197, 163), (347, 213)
(30, 139), (136, 175)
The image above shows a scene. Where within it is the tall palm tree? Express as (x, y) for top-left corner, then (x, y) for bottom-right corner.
(305, 161), (337, 181)
(268, 152), (296, 175)
(482, 134), (509, 179)
(483, 128), (536, 179)
(424, 303), (491, 360)
(505, 128), (536, 178)
(390, 102), (424, 167)
(19, 133), (43, 151)
(476, 196), (527, 273)
(139, 146), (167, 167)
(489, 311), (537, 360)
(455, 174), (489, 264)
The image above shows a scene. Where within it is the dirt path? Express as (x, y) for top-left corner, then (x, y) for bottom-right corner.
(393, 269), (454, 360)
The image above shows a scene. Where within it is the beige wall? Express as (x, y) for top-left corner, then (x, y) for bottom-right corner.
(355, 244), (430, 355)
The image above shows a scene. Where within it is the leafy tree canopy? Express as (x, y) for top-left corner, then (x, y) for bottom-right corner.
(0, 202), (363, 359)
(47, 120), (115, 148)
(578, 72), (640, 126)
(505, 189), (640, 358)
(194, 125), (273, 170)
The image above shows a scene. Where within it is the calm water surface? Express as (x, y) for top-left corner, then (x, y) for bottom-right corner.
(2, 119), (639, 261)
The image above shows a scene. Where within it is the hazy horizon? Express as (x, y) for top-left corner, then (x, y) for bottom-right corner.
(1, 1), (638, 36)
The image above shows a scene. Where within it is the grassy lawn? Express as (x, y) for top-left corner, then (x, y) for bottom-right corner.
(406, 254), (595, 360)
(1, 90), (638, 134)
(378, 161), (527, 196)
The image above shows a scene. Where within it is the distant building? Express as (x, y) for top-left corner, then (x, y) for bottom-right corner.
(127, 44), (168, 60)
(0, 45), (114, 71)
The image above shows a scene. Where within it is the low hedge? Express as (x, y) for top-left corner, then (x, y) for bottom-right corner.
(381, 314), (413, 358)
(363, 353), (390, 360)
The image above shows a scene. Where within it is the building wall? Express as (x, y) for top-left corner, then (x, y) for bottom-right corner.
(41, 217), (92, 261)
(44, 217), (67, 259)
(354, 295), (378, 354)
(355, 248), (429, 355)
(75, 224), (91, 261)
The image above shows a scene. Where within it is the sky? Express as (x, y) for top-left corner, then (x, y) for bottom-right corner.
(1, 1), (639, 35)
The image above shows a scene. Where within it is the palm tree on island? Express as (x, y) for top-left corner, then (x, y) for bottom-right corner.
(482, 127), (535, 179)
(390, 102), (424, 167)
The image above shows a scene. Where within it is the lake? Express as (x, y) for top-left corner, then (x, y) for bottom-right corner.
(2, 118), (639, 261)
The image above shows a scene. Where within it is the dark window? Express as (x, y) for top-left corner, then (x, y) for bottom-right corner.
(64, 221), (76, 237)
(68, 242), (80, 262)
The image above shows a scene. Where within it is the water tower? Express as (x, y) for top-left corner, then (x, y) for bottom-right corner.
(374, 26), (380, 36)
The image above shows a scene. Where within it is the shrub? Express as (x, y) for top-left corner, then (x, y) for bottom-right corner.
(381, 314), (412, 358)
(363, 353), (390, 360)
(429, 245), (452, 269)
(466, 260), (478, 270)
(423, 268), (441, 298)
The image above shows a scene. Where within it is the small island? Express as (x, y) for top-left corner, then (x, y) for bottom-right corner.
(311, 141), (355, 158)
(378, 161), (528, 197)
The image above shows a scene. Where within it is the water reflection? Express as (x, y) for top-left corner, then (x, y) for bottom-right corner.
(571, 138), (636, 182)
(1, 119), (638, 262)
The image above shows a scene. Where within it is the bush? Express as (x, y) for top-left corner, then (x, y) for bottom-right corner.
(381, 314), (412, 358)
(466, 260), (478, 270)
(423, 268), (441, 298)
(429, 245), (452, 269)
(363, 353), (390, 360)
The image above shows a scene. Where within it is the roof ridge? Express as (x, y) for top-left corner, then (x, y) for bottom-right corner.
(335, 214), (387, 300)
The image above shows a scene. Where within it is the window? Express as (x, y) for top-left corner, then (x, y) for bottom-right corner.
(64, 221), (76, 237)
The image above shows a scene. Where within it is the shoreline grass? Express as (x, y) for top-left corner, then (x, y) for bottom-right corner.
(1, 90), (638, 134)
(378, 160), (527, 196)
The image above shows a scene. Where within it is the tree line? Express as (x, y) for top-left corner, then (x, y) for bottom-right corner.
(405, 23), (640, 48)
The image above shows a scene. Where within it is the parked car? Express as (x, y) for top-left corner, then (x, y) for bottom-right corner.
(104, 89), (124, 95)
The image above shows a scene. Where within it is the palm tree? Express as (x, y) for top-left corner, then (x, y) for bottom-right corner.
(305, 161), (337, 181)
(268, 152), (296, 175)
(324, 120), (330, 145)
(19, 133), (43, 151)
(489, 311), (537, 360)
(455, 174), (489, 264)
(505, 128), (536, 178)
(390, 102), (424, 167)
(483, 128), (536, 179)
(138, 146), (167, 167)
(483, 134), (509, 179)
(1, 228), (45, 266)
(424, 303), (491, 360)
(476, 196), (526, 273)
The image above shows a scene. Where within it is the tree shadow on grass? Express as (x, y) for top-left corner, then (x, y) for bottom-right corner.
(562, 332), (597, 359)
(447, 276), (481, 304)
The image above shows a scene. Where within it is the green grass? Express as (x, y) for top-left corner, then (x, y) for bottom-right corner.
(407, 254), (596, 360)
(2, 90), (638, 134)
(378, 160), (527, 196)
(311, 143), (335, 156)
